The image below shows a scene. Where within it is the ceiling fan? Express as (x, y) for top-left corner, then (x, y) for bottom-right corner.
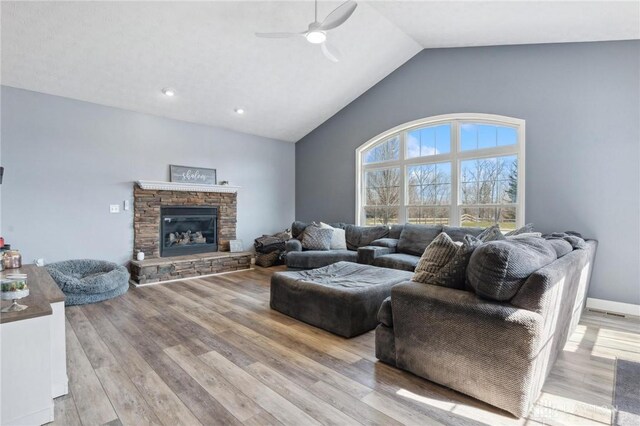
(256, 0), (358, 63)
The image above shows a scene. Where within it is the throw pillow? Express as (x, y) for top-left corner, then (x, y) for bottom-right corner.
(477, 224), (506, 242)
(466, 237), (557, 301)
(412, 233), (460, 283)
(428, 235), (483, 290)
(505, 223), (534, 237)
(301, 225), (334, 251)
(319, 222), (347, 250)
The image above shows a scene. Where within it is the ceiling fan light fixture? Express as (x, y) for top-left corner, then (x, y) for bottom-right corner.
(306, 30), (326, 44)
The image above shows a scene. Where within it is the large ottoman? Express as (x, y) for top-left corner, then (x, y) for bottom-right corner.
(270, 261), (413, 337)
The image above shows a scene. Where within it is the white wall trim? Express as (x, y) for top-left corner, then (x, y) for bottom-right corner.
(586, 298), (640, 317)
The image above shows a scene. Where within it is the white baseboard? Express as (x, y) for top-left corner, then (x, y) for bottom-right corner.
(131, 267), (254, 287)
(586, 298), (640, 317)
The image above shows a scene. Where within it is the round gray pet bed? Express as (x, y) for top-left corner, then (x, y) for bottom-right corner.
(46, 259), (130, 306)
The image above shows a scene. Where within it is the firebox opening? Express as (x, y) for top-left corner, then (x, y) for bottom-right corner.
(160, 206), (218, 257)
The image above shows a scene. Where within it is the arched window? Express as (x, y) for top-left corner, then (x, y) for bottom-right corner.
(355, 113), (525, 231)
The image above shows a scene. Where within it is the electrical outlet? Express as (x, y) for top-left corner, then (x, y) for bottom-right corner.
(110, 204), (120, 213)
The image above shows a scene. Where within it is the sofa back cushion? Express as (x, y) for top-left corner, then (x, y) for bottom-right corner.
(389, 224), (404, 239)
(467, 237), (557, 301)
(443, 226), (484, 242)
(345, 225), (389, 250)
(397, 224), (443, 256)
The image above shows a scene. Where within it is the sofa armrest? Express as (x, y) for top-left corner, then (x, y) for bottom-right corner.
(357, 246), (393, 265)
(390, 281), (544, 417)
(285, 239), (303, 253)
(370, 238), (399, 249)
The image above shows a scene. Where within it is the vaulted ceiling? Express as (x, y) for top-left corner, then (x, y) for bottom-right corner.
(2, 1), (638, 142)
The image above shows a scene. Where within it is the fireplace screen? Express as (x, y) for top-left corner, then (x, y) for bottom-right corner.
(160, 206), (218, 257)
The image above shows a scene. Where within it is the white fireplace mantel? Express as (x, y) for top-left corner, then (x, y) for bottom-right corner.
(136, 180), (240, 193)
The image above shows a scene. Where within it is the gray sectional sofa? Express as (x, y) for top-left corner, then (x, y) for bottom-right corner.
(375, 238), (598, 417)
(285, 221), (483, 271)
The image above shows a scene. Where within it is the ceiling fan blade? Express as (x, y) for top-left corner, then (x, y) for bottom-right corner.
(318, 1), (357, 31)
(255, 32), (303, 38)
(321, 41), (341, 63)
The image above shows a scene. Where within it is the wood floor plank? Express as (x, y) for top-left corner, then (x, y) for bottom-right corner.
(130, 370), (203, 426)
(164, 345), (265, 422)
(65, 318), (118, 425)
(200, 352), (322, 425)
(361, 390), (447, 425)
(52, 394), (82, 426)
(94, 366), (163, 426)
(66, 306), (118, 369)
(246, 361), (364, 425)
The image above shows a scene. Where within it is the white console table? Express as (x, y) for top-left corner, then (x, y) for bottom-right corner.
(1, 265), (68, 425)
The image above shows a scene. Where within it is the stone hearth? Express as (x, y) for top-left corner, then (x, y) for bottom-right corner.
(131, 182), (251, 285)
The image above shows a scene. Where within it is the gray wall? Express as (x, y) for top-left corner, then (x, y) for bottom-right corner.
(296, 41), (640, 305)
(1, 86), (295, 264)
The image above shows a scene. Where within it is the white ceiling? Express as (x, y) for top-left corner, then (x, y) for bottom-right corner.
(2, 1), (638, 142)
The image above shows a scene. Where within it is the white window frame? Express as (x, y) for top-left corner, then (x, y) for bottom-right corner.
(355, 113), (526, 227)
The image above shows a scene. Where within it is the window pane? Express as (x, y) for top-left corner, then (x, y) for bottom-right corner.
(365, 168), (400, 207)
(363, 136), (399, 164)
(460, 155), (517, 205)
(407, 207), (450, 225)
(461, 206), (516, 230)
(407, 162), (451, 205)
(364, 207), (399, 225)
(407, 124), (451, 158)
(460, 123), (517, 151)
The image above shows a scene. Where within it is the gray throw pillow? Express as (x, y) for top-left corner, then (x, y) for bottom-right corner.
(412, 233), (460, 283)
(301, 226), (334, 250)
(504, 223), (534, 236)
(428, 235), (483, 290)
(477, 224), (506, 242)
(467, 237), (557, 301)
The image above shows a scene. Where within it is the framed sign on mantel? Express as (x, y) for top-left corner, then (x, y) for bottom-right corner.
(170, 165), (217, 185)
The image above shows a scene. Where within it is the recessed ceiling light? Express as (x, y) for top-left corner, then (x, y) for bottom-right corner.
(234, 108), (245, 115)
(162, 88), (176, 97)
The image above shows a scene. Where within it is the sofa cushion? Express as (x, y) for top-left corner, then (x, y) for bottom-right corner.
(547, 239), (573, 258)
(301, 225), (334, 250)
(286, 250), (358, 269)
(443, 226), (484, 242)
(370, 238), (398, 249)
(377, 296), (393, 327)
(467, 237), (557, 301)
(505, 223), (534, 236)
(428, 235), (483, 290)
(412, 233), (460, 283)
(319, 222), (347, 250)
(389, 225), (404, 239)
(397, 224), (443, 256)
(476, 224), (505, 242)
(372, 253), (419, 271)
(345, 225), (389, 250)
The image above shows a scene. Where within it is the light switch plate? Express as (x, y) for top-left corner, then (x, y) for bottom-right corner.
(110, 204), (120, 213)
(124, 200), (130, 211)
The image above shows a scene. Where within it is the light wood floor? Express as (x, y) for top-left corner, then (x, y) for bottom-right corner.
(53, 266), (640, 426)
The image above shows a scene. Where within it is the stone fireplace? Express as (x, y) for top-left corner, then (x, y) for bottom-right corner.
(129, 181), (250, 285)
